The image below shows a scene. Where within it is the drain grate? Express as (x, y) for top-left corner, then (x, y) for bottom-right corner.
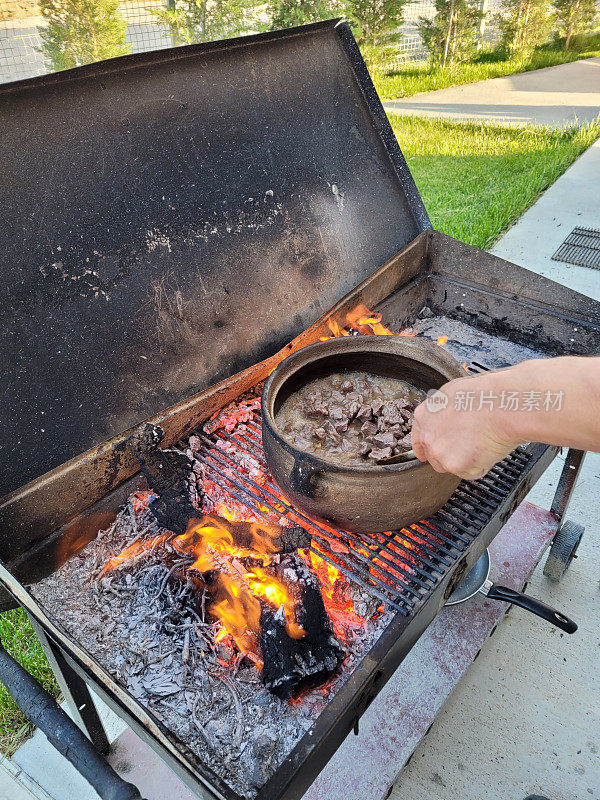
(552, 226), (600, 269)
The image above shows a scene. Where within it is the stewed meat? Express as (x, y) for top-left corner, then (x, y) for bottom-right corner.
(275, 371), (426, 466)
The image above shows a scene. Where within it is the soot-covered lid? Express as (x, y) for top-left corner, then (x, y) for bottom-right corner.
(0, 19), (429, 496)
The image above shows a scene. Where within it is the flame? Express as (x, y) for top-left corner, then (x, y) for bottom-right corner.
(327, 317), (350, 337)
(99, 534), (171, 578)
(346, 304), (394, 335)
(101, 515), (305, 661)
(323, 303), (417, 338)
(437, 335), (448, 346)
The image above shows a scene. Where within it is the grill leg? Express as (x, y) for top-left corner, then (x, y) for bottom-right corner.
(28, 616), (111, 755)
(550, 448), (586, 526)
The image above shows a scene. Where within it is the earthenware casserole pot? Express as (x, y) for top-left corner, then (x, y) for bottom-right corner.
(261, 335), (465, 533)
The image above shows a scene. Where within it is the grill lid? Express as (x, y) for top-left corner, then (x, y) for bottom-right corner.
(0, 20), (429, 497)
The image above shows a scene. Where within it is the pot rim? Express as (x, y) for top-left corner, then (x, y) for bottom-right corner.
(261, 335), (464, 475)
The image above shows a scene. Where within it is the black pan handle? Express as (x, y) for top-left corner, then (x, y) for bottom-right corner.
(485, 583), (578, 634)
(0, 642), (145, 800)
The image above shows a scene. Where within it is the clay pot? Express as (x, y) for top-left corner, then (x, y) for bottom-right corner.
(262, 335), (464, 533)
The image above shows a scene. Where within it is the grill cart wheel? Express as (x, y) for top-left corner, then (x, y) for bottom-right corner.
(543, 520), (584, 582)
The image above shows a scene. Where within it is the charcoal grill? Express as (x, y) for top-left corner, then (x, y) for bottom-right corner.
(0, 19), (598, 800)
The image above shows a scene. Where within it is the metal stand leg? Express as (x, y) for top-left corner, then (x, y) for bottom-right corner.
(543, 449), (587, 581)
(28, 615), (111, 754)
(550, 448), (586, 526)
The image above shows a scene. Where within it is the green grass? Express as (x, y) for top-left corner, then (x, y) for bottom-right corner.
(373, 33), (600, 100)
(0, 609), (59, 756)
(389, 115), (600, 249)
(1, 115), (599, 757)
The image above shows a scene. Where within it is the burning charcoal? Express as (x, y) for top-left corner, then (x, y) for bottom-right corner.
(340, 380), (354, 392)
(313, 427), (327, 441)
(368, 446), (393, 461)
(130, 423), (199, 534)
(184, 514), (309, 555)
(259, 555), (344, 700)
(345, 391), (361, 403)
(341, 439), (353, 453)
(358, 442), (371, 457)
(330, 390), (345, 403)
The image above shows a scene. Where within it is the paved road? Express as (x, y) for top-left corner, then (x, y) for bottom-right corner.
(384, 56), (600, 127)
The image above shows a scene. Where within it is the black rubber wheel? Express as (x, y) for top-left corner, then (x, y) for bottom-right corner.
(543, 520), (584, 581)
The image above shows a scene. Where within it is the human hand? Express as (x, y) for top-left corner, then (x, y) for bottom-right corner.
(411, 372), (521, 480)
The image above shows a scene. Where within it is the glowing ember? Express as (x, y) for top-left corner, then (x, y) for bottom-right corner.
(99, 534), (170, 577)
(437, 335), (448, 346)
(131, 490), (157, 514)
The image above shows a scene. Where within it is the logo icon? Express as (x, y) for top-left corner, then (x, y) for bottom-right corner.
(425, 389), (448, 413)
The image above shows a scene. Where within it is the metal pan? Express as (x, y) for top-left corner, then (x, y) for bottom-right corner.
(446, 549), (577, 634)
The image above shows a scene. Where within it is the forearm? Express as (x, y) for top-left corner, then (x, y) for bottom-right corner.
(491, 356), (600, 452)
(412, 355), (600, 480)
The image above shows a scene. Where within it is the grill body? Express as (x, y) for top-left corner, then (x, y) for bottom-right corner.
(1, 20), (600, 800)
(1, 228), (599, 799)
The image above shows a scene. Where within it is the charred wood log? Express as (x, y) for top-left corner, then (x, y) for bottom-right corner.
(185, 514), (310, 554)
(259, 555), (344, 699)
(130, 423), (199, 534)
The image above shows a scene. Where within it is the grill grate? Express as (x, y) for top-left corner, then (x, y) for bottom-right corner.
(193, 410), (532, 616)
(552, 226), (600, 269)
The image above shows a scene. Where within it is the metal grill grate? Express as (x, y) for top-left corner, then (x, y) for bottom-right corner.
(192, 411), (532, 616)
(552, 226), (600, 270)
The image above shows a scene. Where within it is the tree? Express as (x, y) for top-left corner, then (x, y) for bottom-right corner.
(499, 0), (553, 54)
(346, 0), (408, 65)
(38, 0), (130, 72)
(154, 0), (264, 47)
(553, 0), (599, 49)
(269, 0), (338, 29)
(418, 0), (482, 67)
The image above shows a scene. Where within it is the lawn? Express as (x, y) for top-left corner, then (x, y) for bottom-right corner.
(0, 608), (59, 755)
(372, 34), (600, 100)
(389, 115), (600, 249)
(0, 115), (598, 757)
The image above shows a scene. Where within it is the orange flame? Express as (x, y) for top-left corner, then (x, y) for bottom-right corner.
(101, 515), (305, 661)
(323, 303), (417, 339)
(437, 335), (448, 346)
(99, 534), (171, 578)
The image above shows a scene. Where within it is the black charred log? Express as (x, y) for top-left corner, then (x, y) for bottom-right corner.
(130, 423), (198, 534)
(259, 555), (345, 699)
(186, 515), (310, 554)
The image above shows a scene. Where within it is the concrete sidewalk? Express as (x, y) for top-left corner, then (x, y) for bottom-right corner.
(384, 56), (600, 127)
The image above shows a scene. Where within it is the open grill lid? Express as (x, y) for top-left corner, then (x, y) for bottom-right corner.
(0, 20), (429, 497)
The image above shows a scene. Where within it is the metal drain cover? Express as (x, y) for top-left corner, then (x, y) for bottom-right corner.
(552, 226), (600, 269)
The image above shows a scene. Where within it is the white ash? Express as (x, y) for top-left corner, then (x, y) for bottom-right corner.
(414, 311), (544, 367)
(30, 496), (393, 799)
